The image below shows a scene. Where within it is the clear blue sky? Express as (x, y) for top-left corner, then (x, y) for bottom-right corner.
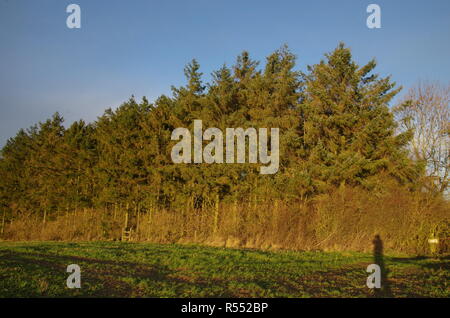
(1, 0), (449, 147)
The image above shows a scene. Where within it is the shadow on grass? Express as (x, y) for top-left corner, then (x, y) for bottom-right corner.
(0, 250), (233, 297)
(372, 234), (392, 298)
(389, 254), (450, 270)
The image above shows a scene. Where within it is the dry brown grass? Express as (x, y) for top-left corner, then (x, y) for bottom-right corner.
(3, 186), (449, 255)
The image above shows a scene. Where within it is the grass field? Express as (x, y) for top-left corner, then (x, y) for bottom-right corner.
(0, 242), (448, 298)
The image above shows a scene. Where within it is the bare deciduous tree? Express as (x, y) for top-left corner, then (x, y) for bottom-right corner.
(395, 81), (449, 193)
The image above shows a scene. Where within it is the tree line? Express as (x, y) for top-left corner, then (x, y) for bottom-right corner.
(0, 43), (446, 225)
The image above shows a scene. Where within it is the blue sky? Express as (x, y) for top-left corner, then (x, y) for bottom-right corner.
(1, 0), (449, 147)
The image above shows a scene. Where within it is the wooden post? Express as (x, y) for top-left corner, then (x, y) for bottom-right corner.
(124, 202), (129, 237)
(233, 200), (238, 232)
(253, 178), (258, 209)
(149, 203), (153, 224)
(136, 202), (140, 239)
(1, 210), (5, 235)
(124, 210), (129, 229)
(213, 194), (219, 235)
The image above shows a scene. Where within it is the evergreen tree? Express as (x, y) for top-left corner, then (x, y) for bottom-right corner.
(299, 43), (422, 192)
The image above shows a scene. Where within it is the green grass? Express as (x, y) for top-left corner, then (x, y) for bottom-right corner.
(0, 241), (448, 298)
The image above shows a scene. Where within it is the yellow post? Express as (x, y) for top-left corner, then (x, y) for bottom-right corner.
(428, 235), (439, 255)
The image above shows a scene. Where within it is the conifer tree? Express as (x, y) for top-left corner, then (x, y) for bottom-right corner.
(299, 43), (422, 192)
